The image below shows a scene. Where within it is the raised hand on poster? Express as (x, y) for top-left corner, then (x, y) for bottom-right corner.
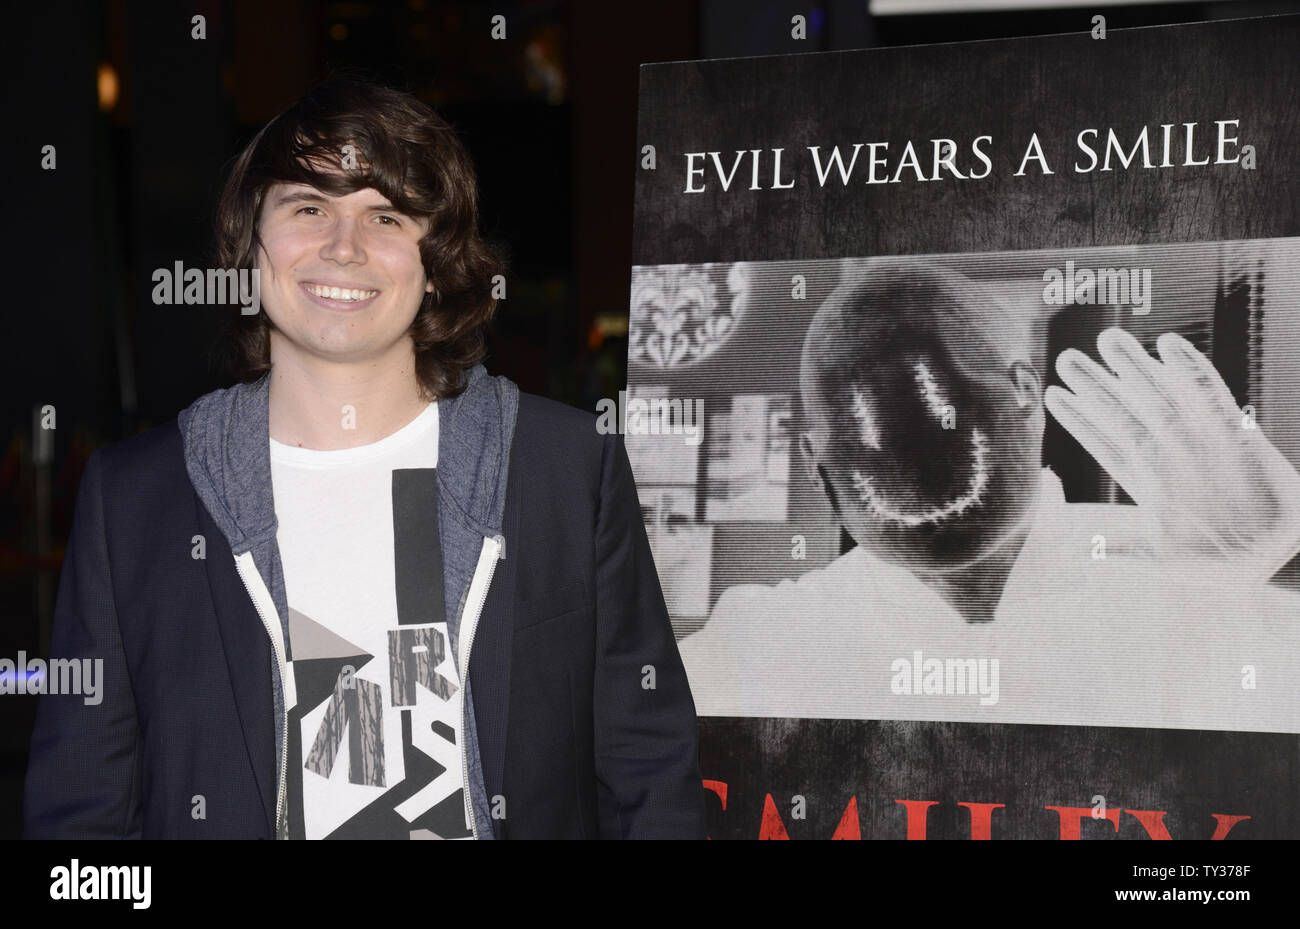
(1044, 326), (1300, 584)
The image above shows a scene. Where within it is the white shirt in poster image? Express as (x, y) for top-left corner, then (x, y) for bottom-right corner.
(678, 260), (1300, 734)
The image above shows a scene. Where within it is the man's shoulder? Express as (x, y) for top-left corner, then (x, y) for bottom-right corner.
(92, 419), (186, 483)
(1039, 499), (1158, 561)
(517, 390), (598, 430)
(699, 547), (875, 638)
(73, 420), (197, 539)
(514, 390), (605, 464)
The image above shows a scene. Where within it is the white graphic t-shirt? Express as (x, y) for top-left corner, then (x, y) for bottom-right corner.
(270, 402), (473, 839)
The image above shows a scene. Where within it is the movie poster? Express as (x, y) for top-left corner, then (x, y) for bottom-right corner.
(626, 16), (1300, 839)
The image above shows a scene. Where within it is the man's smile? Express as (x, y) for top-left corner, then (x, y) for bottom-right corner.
(298, 279), (381, 308)
(851, 427), (991, 528)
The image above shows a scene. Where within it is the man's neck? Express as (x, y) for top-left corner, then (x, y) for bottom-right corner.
(909, 484), (1044, 624)
(267, 341), (430, 450)
(912, 522), (1032, 623)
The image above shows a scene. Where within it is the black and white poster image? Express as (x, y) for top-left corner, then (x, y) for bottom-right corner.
(626, 13), (1300, 838)
(627, 241), (1300, 731)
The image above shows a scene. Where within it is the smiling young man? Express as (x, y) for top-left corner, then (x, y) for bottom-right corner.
(24, 76), (706, 839)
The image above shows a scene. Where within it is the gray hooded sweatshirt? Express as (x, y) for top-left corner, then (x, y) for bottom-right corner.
(176, 363), (518, 839)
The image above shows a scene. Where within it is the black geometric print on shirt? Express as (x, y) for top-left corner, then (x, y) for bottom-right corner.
(288, 607), (386, 789)
(293, 653), (373, 715)
(323, 707), (472, 839)
(431, 720), (456, 744)
(393, 468), (444, 626)
(304, 671), (385, 787)
(388, 626), (457, 705)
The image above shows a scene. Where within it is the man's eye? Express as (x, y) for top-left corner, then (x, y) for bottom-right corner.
(296, 206), (322, 216)
(376, 215), (400, 226)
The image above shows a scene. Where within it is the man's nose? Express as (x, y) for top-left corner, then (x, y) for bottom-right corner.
(320, 216), (366, 265)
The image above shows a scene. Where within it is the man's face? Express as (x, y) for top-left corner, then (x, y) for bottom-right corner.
(804, 328), (1045, 573)
(255, 181), (432, 366)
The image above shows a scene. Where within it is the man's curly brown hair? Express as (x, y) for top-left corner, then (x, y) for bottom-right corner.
(210, 74), (505, 400)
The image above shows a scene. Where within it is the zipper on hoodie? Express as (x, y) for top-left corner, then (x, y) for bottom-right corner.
(457, 533), (503, 840)
(234, 551), (294, 840)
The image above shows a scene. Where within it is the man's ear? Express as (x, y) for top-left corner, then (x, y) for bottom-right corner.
(816, 463), (841, 520)
(1009, 360), (1041, 413)
(799, 431), (816, 469)
(802, 432), (842, 519)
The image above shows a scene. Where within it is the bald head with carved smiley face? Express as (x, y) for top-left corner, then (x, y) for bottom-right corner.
(799, 259), (1045, 573)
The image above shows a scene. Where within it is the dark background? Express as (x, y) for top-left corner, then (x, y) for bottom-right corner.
(4, 0), (1297, 840)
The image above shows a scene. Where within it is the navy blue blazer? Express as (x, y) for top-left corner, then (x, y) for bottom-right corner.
(23, 392), (706, 839)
